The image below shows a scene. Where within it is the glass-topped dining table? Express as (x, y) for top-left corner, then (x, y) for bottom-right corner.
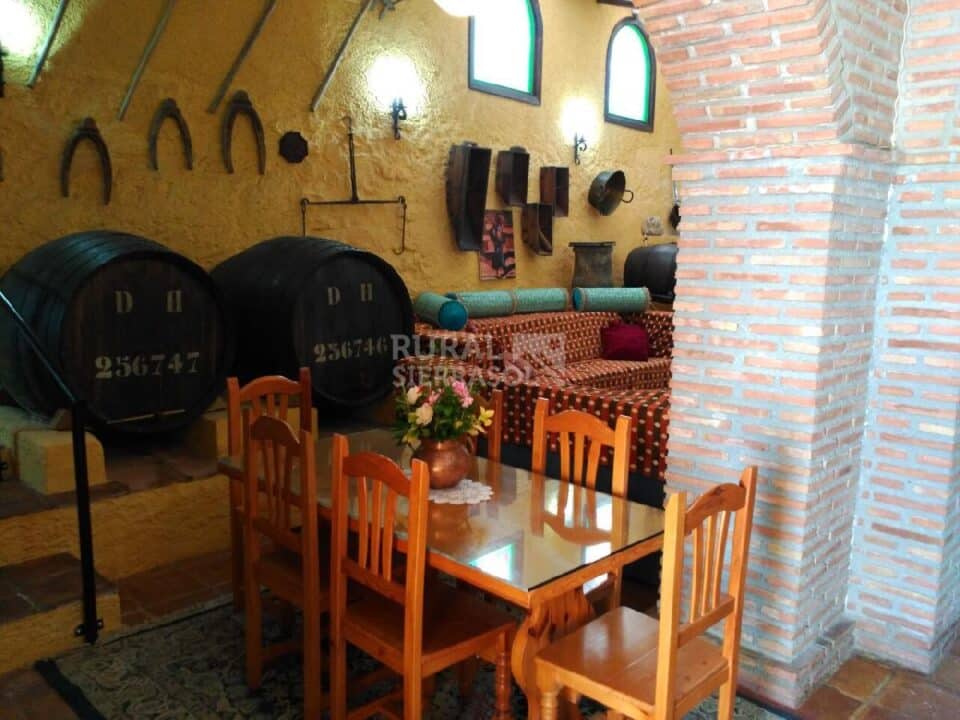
(220, 427), (665, 719)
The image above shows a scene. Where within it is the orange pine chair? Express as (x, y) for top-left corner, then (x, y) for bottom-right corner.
(242, 412), (327, 719)
(329, 434), (516, 720)
(219, 367), (312, 609)
(531, 396), (632, 609)
(535, 467), (758, 720)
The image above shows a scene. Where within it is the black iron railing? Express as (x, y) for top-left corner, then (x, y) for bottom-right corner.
(0, 289), (101, 643)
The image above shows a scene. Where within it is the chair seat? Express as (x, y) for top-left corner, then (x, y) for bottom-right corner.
(256, 546), (330, 608)
(536, 606), (728, 715)
(343, 582), (515, 677)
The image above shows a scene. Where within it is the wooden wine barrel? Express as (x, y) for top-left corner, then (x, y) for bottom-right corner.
(212, 236), (413, 407)
(0, 231), (231, 435)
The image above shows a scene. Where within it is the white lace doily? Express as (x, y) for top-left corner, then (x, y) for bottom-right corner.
(428, 479), (494, 505)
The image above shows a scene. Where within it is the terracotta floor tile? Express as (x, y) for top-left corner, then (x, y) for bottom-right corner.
(0, 669), (47, 700)
(858, 706), (911, 720)
(797, 684), (863, 720)
(829, 657), (893, 701)
(0, 594), (36, 623)
(16, 689), (78, 719)
(932, 654), (960, 693)
(874, 671), (960, 719)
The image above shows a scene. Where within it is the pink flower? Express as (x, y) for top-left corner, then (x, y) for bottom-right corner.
(451, 380), (474, 408)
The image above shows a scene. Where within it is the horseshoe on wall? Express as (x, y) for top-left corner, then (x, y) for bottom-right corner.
(148, 98), (193, 171)
(61, 118), (112, 205)
(221, 90), (265, 174)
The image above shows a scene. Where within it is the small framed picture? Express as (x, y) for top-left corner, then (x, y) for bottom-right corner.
(478, 210), (517, 280)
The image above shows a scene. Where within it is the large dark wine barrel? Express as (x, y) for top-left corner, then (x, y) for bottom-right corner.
(0, 231), (230, 435)
(211, 236), (413, 407)
(624, 242), (678, 304)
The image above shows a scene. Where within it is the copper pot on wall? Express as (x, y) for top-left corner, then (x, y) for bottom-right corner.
(588, 170), (634, 216)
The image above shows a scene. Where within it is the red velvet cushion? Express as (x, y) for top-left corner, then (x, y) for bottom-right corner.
(601, 322), (649, 361)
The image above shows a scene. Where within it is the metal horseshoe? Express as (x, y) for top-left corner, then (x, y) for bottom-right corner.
(148, 98), (193, 171)
(61, 117), (112, 205)
(221, 90), (265, 175)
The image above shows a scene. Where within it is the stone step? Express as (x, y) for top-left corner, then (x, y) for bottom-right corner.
(0, 553), (121, 675)
(0, 406), (107, 494)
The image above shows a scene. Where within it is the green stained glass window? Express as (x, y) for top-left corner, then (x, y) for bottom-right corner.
(605, 18), (656, 131)
(468, 0), (542, 105)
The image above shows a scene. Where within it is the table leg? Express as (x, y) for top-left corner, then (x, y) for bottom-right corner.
(510, 588), (595, 720)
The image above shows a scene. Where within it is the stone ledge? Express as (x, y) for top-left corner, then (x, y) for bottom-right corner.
(184, 406), (319, 460)
(17, 430), (107, 495)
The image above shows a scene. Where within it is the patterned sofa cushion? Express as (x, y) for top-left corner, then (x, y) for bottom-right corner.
(556, 357), (672, 391)
(468, 311), (622, 366)
(499, 380), (670, 482)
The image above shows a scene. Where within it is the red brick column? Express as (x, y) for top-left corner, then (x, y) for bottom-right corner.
(628, 0), (942, 706)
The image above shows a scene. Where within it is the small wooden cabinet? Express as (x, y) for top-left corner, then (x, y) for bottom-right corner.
(446, 142), (492, 251)
(495, 146), (530, 207)
(539, 166), (570, 217)
(522, 203), (553, 256)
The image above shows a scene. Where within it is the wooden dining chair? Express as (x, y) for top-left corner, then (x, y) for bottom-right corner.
(243, 412), (327, 719)
(534, 467), (758, 720)
(465, 387), (504, 462)
(532, 396), (630, 494)
(329, 434), (516, 720)
(222, 367), (312, 609)
(531, 395), (631, 608)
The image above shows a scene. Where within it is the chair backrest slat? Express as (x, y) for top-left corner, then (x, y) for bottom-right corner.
(243, 411), (317, 562)
(227, 368), (313, 456)
(532, 397), (631, 496)
(332, 435), (430, 617)
(655, 467), (758, 711)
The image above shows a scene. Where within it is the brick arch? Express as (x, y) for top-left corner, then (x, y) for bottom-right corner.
(626, 0), (960, 709)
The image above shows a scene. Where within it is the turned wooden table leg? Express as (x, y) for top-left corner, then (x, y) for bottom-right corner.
(511, 590), (595, 720)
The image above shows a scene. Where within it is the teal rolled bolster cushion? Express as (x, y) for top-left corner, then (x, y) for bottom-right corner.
(446, 290), (516, 318)
(572, 287), (651, 313)
(511, 288), (569, 313)
(414, 292), (469, 330)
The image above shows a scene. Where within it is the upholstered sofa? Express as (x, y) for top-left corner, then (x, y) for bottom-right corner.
(402, 310), (673, 487)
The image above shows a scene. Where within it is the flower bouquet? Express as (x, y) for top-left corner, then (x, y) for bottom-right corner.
(393, 378), (494, 488)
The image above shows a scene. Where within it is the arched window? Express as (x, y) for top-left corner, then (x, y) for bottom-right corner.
(468, 0), (542, 105)
(605, 17), (656, 131)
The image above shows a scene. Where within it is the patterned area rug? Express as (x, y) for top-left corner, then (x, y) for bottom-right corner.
(38, 603), (786, 719)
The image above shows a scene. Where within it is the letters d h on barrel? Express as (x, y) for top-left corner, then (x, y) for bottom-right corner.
(0, 231), (231, 435)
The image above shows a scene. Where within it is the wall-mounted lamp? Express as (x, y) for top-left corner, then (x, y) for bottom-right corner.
(391, 97), (407, 140)
(574, 134), (587, 165)
(368, 54), (423, 141)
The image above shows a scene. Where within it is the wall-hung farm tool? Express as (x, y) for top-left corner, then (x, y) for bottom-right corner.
(148, 98), (193, 170)
(300, 116), (407, 255)
(221, 91), (265, 174)
(310, 0), (403, 112)
(117, 0), (177, 120)
(27, 0), (71, 88)
(208, 0), (278, 114)
(61, 118), (112, 204)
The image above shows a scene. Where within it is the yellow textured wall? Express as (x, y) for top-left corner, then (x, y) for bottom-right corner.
(0, 0), (680, 292)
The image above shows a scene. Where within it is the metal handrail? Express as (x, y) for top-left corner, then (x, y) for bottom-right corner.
(0, 289), (100, 643)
